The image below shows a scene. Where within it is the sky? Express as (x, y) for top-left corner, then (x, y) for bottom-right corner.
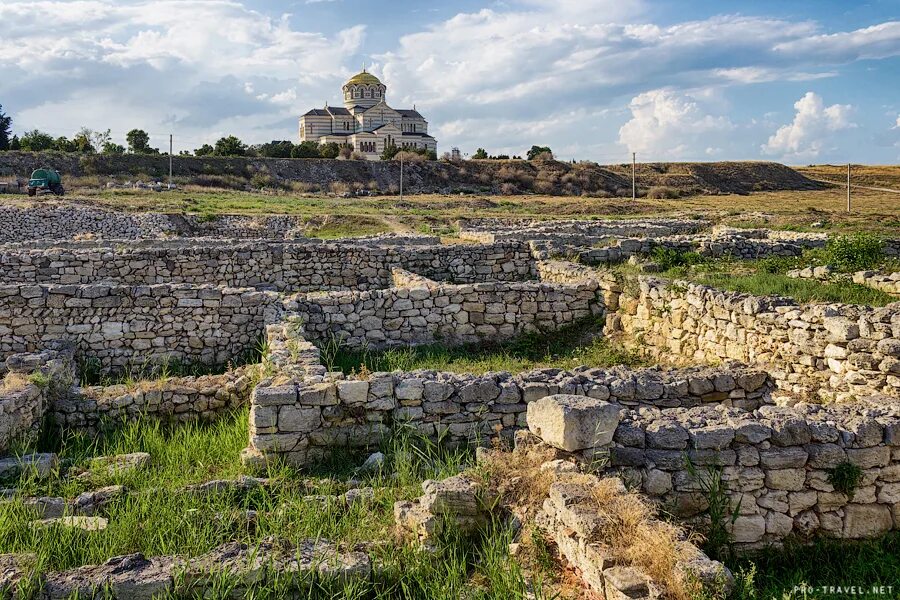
(1, 0), (899, 163)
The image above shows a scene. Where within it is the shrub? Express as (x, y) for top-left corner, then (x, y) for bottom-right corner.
(651, 247), (704, 271)
(824, 233), (884, 272)
(646, 186), (680, 199)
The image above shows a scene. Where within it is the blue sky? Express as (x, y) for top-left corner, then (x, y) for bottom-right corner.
(1, 0), (899, 163)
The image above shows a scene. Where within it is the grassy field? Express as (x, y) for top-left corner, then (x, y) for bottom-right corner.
(3, 411), (897, 599)
(6, 174), (899, 238)
(324, 319), (645, 376)
(1, 411), (558, 599)
(798, 164), (900, 189)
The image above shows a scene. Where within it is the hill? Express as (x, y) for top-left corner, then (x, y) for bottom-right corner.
(0, 151), (822, 197)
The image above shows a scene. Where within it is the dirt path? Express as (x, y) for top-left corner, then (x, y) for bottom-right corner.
(810, 178), (900, 195)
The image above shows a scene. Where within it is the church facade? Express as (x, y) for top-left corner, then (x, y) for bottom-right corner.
(298, 70), (437, 160)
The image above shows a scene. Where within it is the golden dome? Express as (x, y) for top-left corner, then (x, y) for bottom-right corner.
(345, 70), (383, 86)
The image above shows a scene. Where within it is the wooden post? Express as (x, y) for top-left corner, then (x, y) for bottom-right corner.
(169, 134), (173, 189)
(846, 163), (850, 213)
(632, 152), (636, 201)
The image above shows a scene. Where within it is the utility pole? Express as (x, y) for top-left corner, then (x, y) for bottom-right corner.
(631, 152), (636, 201)
(846, 163), (851, 213)
(399, 151), (404, 202)
(169, 134), (173, 189)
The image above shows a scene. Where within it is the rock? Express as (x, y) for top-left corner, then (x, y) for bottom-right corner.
(540, 459), (579, 475)
(43, 554), (174, 600)
(91, 452), (151, 476)
(0, 453), (58, 479)
(33, 516), (108, 531)
(842, 504), (893, 539)
(74, 485), (125, 516)
(526, 394), (621, 452)
(21, 496), (66, 519)
(603, 566), (650, 599)
(359, 452), (385, 472)
(0, 553), (35, 594)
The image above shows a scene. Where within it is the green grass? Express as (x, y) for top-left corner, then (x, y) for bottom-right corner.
(693, 272), (896, 306)
(323, 319), (645, 375)
(729, 534), (900, 599)
(0, 411), (555, 599)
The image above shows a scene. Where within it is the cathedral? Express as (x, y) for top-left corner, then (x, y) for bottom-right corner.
(298, 70), (437, 160)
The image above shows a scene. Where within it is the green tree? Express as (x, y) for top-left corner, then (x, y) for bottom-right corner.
(194, 144), (214, 156)
(380, 144), (400, 161)
(126, 129), (155, 154)
(0, 104), (11, 151)
(54, 136), (76, 152)
(72, 128), (96, 153)
(527, 145), (553, 161)
(214, 135), (247, 156)
(473, 148), (488, 159)
(255, 140), (294, 158)
(19, 130), (55, 151)
(9, 135), (20, 150)
(291, 141), (320, 158)
(101, 142), (126, 154)
(319, 142), (342, 159)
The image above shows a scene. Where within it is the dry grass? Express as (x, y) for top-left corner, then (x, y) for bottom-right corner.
(2, 372), (31, 392)
(588, 478), (702, 600)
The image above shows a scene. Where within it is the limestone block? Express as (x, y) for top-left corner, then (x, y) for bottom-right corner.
(526, 395), (621, 452)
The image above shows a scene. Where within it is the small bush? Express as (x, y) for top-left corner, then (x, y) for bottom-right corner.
(824, 233), (884, 272)
(646, 186), (680, 199)
(651, 247), (704, 271)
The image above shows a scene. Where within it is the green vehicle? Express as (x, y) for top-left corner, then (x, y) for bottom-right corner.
(27, 168), (64, 197)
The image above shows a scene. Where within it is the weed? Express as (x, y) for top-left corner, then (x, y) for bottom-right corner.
(827, 461), (862, 498)
(651, 247), (704, 271)
(684, 458), (740, 562)
(824, 233), (884, 272)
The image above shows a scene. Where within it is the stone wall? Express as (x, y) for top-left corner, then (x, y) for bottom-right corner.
(0, 240), (535, 291)
(0, 347), (73, 452)
(612, 277), (900, 401)
(458, 217), (707, 244)
(284, 280), (602, 350)
(0, 283), (279, 372)
(246, 319), (773, 464)
(51, 369), (253, 432)
(606, 397), (900, 548)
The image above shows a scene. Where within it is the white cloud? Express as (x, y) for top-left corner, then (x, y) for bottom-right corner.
(762, 92), (855, 159)
(617, 89), (734, 159)
(0, 0), (364, 150)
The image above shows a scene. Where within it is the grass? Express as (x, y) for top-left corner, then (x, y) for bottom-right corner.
(324, 319), (646, 375)
(693, 272), (896, 306)
(729, 534), (900, 600)
(623, 248), (898, 307)
(0, 411), (557, 599)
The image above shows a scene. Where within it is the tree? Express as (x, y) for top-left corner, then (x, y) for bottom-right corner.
(380, 144), (400, 161)
(9, 135), (20, 150)
(126, 129), (155, 154)
(319, 142), (342, 159)
(214, 135), (247, 156)
(527, 145), (553, 161)
(54, 136), (77, 152)
(194, 144), (214, 156)
(0, 104), (11, 151)
(291, 141), (320, 158)
(72, 128), (96, 153)
(338, 145), (353, 159)
(102, 142), (126, 154)
(19, 130), (55, 151)
(255, 140), (294, 158)
(473, 148), (488, 159)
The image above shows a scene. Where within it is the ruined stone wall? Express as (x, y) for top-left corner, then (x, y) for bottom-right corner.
(51, 370), (253, 432)
(612, 277), (900, 401)
(246, 322), (773, 465)
(0, 241), (535, 291)
(0, 283), (279, 372)
(458, 218), (707, 244)
(0, 347), (73, 452)
(607, 397), (900, 548)
(285, 280), (601, 350)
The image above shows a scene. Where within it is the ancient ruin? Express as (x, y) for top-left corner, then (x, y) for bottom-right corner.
(1, 202), (899, 597)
